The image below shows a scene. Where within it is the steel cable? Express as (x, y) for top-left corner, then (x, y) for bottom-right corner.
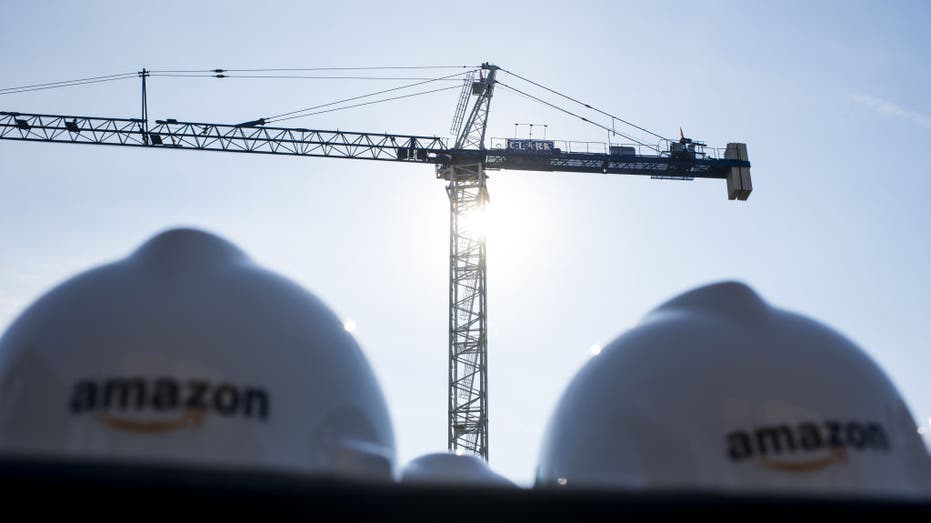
(149, 65), (476, 74)
(270, 85), (461, 123)
(496, 82), (659, 151)
(0, 73), (137, 95)
(262, 69), (476, 122)
(500, 68), (671, 143)
(149, 73), (465, 81)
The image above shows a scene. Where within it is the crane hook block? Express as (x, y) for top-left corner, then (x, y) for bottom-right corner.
(725, 143), (752, 201)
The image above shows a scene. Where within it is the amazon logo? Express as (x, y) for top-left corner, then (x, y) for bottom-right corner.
(69, 377), (269, 433)
(726, 421), (890, 472)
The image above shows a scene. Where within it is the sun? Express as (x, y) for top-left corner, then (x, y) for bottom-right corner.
(458, 206), (491, 238)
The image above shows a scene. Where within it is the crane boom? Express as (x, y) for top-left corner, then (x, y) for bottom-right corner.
(0, 111), (448, 163)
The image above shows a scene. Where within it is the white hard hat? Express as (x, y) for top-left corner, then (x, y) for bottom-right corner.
(0, 228), (395, 481)
(536, 281), (931, 497)
(400, 452), (516, 487)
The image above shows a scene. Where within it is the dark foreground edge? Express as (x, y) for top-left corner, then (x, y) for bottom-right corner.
(1, 457), (928, 520)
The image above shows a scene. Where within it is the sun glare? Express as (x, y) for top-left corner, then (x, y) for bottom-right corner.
(458, 206), (490, 238)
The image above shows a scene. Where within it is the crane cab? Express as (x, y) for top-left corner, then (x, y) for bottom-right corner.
(668, 136), (706, 161)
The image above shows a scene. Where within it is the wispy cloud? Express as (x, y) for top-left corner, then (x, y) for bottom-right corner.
(851, 94), (931, 131)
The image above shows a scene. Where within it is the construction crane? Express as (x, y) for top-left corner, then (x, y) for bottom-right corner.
(0, 62), (752, 461)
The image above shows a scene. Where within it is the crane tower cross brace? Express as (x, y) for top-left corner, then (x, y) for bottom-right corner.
(0, 62), (752, 461)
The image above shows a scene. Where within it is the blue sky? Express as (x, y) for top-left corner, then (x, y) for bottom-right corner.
(1, 1), (930, 484)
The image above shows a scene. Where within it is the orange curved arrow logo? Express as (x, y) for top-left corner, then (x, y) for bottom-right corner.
(94, 409), (206, 434)
(758, 447), (847, 472)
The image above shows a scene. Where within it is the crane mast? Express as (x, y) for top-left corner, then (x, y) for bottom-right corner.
(0, 63), (752, 463)
(437, 64), (497, 458)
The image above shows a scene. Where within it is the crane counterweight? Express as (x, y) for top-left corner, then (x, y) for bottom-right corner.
(725, 142), (752, 200)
